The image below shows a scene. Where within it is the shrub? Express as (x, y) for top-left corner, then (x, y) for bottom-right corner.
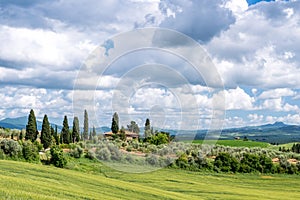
(50, 146), (67, 168)
(146, 154), (159, 166)
(22, 141), (40, 162)
(70, 146), (83, 158)
(96, 147), (111, 161)
(85, 149), (96, 160)
(0, 139), (22, 159)
(0, 149), (6, 159)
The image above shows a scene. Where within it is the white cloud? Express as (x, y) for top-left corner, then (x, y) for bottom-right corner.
(217, 87), (254, 110)
(259, 88), (296, 99)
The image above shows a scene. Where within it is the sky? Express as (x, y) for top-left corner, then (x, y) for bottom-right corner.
(0, 0), (300, 130)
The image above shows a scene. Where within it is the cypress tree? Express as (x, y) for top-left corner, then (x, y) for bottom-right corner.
(144, 118), (151, 138)
(83, 110), (89, 140)
(72, 116), (80, 143)
(41, 114), (52, 149)
(61, 116), (70, 144)
(92, 126), (96, 138)
(111, 112), (119, 134)
(25, 109), (38, 142)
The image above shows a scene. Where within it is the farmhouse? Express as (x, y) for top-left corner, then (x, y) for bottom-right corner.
(104, 130), (139, 140)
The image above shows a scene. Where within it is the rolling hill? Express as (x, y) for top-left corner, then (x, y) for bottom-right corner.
(1, 160), (300, 199)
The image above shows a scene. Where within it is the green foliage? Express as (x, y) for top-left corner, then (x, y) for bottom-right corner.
(61, 116), (70, 144)
(92, 126), (96, 138)
(25, 109), (38, 142)
(70, 146), (83, 158)
(22, 141), (40, 162)
(291, 143), (300, 153)
(51, 126), (59, 145)
(85, 149), (96, 160)
(83, 110), (89, 140)
(127, 121), (140, 134)
(144, 118), (151, 138)
(72, 116), (80, 143)
(145, 132), (170, 145)
(0, 139), (22, 159)
(214, 152), (239, 172)
(119, 126), (126, 141)
(50, 146), (67, 168)
(41, 114), (52, 149)
(111, 112), (119, 134)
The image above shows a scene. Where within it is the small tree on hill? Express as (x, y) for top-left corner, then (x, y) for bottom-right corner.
(61, 116), (70, 144)
(72, 116), (80, 143)
(111, 112), (119, 134)
(83, 110), (89, 140)
(25, 109), (38, 142)
(144, 118), (151, 138)
(41, 114), (52, 149)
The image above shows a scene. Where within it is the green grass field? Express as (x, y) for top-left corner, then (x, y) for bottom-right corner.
(191, 140), (270, 148)
(1, 159), (300, 200)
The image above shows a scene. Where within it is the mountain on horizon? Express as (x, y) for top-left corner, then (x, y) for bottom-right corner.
(0, 116), (110, 133)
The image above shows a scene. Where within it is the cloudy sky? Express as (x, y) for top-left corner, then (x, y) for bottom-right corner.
(1, 0), (300, 130)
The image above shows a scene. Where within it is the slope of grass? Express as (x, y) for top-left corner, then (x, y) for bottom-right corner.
(1, 159), (300, 200)
(191, 140), (270, 148)
(268, 142), (296, 151)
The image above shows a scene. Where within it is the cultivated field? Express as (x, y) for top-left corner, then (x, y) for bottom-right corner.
(1, 160), (300, 199)
(192, 140), (270, 148)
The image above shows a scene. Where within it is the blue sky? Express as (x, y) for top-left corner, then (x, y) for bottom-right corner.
(0, 0), (300, 130)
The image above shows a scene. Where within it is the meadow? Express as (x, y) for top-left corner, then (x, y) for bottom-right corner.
(1, 159), (300, 200)
(191, 139), (270, 148)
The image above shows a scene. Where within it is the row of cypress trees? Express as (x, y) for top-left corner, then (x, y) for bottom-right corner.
(25, 109), (94, 149)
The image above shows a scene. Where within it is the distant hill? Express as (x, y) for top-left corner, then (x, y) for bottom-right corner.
(1, 117), (299, 143)
(0, 116), (110, 134)
(193, 122), (300, 144)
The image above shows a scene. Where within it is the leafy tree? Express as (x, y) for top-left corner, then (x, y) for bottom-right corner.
(72, 116), (80, 143)
(61, 116), (70, 144)
(144, 118), (151, 138)
(111, 112), (119, 134)
(50, 146), (67, 168)
(25, 109), (38, 142)
(41, 114), (52, 149)
(83, 110), (89, 140)
(127, 121), (140, 134)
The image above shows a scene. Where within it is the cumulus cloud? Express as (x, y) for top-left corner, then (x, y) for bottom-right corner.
(1, 0), (300, 130)
(159, 0), (236, 42)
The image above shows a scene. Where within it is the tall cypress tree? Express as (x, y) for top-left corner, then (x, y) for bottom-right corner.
(144, 118), (151, 138)
(92, 126), (96, 138)
(111, 112), (119, 134)
(41, 114), (52, 149)
(25, 109), (38, 142)
(61, 116), (70, 144)
(72, 116), (80, 143)
(83, 110), (89, 140)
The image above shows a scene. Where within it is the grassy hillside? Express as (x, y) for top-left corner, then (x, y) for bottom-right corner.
(1, 160), (300, 200)
(191, 140), (270, 148)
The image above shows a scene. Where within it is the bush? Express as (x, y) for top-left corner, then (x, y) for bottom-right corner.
(0, 139), (22, 159)
(70, 146), (83, 158)
(0, 149), (6, 159)
(96, 147), (111, 161)
(85, 149), (96, 160)
(50, 146), (67, 168)
(22, 141), (40, 162)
